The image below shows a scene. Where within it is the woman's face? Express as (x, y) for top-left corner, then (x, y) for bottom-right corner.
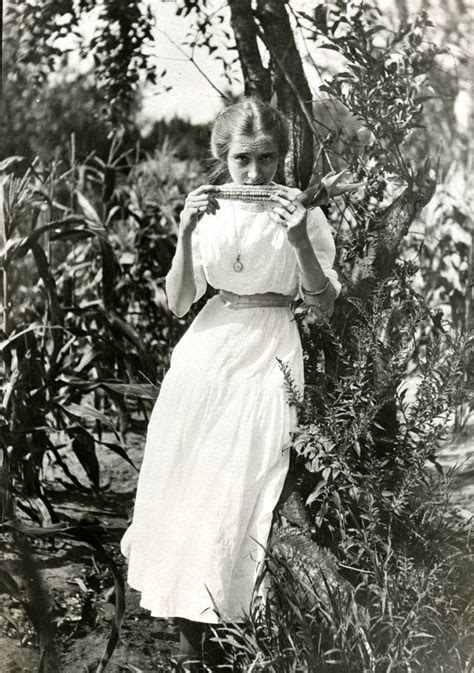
(226, 134), (280, 185)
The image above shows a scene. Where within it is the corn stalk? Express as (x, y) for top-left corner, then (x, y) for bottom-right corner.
(0, 176), (7, 337)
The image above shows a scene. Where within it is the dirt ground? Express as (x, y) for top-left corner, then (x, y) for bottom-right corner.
(1, 429), (181, 673)
(1, 417), (472, 673)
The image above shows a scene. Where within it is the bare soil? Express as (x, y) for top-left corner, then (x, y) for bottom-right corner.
(1, 418), (472, 673)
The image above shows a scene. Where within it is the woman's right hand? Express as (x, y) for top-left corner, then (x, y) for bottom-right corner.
(180, 185), (220, 233)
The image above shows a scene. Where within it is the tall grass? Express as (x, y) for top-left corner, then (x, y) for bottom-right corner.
(212, 477), (472, 672)
(0, 139), (200, 670)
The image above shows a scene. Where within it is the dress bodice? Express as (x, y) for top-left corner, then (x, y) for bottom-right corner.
(191, 200), (341, 301)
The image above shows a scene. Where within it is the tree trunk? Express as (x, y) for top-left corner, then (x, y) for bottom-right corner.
(227, 0), (271, 100)
(254, 0), (314, 188)
(349, 171), (437, 289)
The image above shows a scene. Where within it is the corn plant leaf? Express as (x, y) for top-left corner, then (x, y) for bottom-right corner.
(55, 376), (100, 392)
(0, 156), (24, 173)
(1, 217), (85, 267)
(76, 344), (103, 373)
(50, 228), (96, 242)
(100, 382), (158, 400)
(75, 190), (102, 227)
(0, 567), (22, 598)
(31, 242), (62, 332)
(97, 235), (117, 310)
(98, 440), (137, 471)
(4, 522), (125, 673)
(69, 426), (101, 488)
(0, 179), (5, 250)
(107, 314), (142, 347)
(61, 402), (124, 447)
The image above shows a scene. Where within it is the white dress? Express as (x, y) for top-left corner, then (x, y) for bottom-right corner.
(121, 199), (340, 624)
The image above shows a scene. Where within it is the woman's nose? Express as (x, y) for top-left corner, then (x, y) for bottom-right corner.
(247, 162), (261, 181)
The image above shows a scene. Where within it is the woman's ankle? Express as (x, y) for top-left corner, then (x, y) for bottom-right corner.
(177, 618), (205, 656)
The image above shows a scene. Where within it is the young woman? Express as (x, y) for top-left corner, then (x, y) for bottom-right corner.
(121, 98), (341, 668)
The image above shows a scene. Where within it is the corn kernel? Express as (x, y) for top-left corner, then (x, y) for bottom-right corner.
(215, 184), (280, 203)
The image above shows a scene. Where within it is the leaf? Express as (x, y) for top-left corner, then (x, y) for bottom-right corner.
(331, 490), (342, 509)
(50, 228), (94, 242)
(76, 345), (102, 373)
(322, 169), (349, 189)
(319, 43), (341, 52)
(108, 314), (142, 348)
(61, 402), (124, 446)
(97, 236), (117, 311)
(0, 156), (24, 173)
(69, 427), (101, 488)
(5, 522), (126, 673)
(319, 84), (334, 95)
(0, 567), (22, 598)
(1, 218), (85, 266)
(98, 440), (137, 471)
(306, 480), (326, 506)
(31, 242), (62, 330)
(75, 190), (102, 226)
(0, 237), (23, 266)
(100, 381), (158, 400)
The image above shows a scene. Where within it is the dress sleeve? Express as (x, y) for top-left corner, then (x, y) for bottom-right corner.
(300, 207), (341, 298)
(191, 223), (208, 302)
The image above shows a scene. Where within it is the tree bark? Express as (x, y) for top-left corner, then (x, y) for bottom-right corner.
(349, 171), (437, 289)
(375, 175), (436, 279)
(227, 0), (271, 100)
(253, 0), (314, 188)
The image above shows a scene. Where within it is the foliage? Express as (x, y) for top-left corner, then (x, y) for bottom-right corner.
(1, 157), (151, 516)
(213, 488), (473, 672)
(108, 142), (207, 368)
(288, 272), (466, 544)
(294, 0), (440, 253)
(296, 0), (471, 334)
(4, 0), (157, 126)
(1, 0), (471, 670)
(0, 72), (140, 164)
(0, 148), (158, 669)
(141, 118), (211, 162)
(0, 131), (207, 514)
(405, 162), (471, 329)
(198, 3), (471, 670)
(303, 3), (440, 178)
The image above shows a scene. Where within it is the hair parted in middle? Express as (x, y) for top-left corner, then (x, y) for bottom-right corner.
(210, 97), (290, 165)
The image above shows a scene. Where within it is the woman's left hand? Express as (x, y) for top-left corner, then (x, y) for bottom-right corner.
(269, 188), (309, 248)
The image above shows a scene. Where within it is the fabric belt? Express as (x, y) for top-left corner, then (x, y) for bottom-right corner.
(218, 289), (293, 309)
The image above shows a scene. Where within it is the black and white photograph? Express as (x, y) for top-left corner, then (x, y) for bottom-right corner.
(0, 0), (472, 671)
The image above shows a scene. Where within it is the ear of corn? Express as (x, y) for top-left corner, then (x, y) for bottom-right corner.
(215, 184), (280, 202)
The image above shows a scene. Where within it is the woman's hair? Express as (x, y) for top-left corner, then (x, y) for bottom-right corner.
(210, 98), (290, 165)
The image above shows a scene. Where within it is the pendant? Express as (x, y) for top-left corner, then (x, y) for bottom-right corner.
(233, 257), (244, 272)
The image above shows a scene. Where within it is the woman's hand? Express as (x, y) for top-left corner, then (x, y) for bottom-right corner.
(180, 185), (220, 234)
(270, 187), (337, 317)
(269, 187), (309, 248)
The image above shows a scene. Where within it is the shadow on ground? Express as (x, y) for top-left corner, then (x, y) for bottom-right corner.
(1, 417), (472, 672)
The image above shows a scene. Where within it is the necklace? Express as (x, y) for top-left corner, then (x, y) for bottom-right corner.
(231, 201), (254, 273)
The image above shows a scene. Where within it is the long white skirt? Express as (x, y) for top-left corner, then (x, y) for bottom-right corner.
(121, 295), (303, 623)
